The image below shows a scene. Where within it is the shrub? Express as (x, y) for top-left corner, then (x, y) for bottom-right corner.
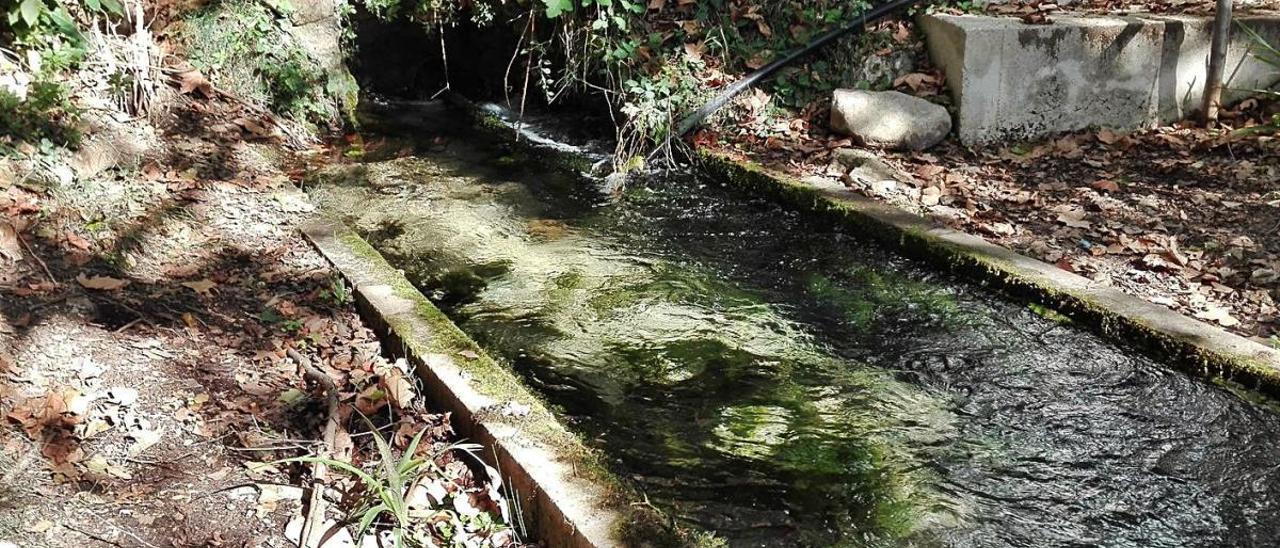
(0, 77), (80, 148)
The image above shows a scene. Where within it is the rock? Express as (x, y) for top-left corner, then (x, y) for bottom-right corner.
(832, 148), (910, 192)
(829, 89), (952, 151)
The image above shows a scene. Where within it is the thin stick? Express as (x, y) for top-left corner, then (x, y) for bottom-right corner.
(110, 523), (161, 548)
(288, 348), (340, 548)
(16, 233), (55, 284)
(63, 523), (125, 547)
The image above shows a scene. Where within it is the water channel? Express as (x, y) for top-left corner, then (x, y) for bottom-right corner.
(308, 102), (1280, 547)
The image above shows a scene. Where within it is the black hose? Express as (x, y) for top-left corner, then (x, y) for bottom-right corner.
(674, 0), (930, 137)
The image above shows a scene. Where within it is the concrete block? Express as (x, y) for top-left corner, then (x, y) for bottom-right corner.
(918, 13), (1280, 145)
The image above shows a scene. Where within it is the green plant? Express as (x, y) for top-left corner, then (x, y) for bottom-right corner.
(0, 78), (80, 148)
(280, 416), (508, 547)
(3, 0), (121, 50)
(181, 0), (336, 125)
(1240, 23), (1280, 129)
(321, 274), (353, 308)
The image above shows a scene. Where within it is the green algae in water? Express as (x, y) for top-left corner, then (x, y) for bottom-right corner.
(307, 150), (959, 544)
(308, 104), (1280, 548)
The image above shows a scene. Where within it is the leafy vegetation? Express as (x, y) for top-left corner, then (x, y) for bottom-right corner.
(0, 77), (80, 149)
(281, 416), (512, 547)
(353, 0), (901, 157)
(2, 0), (120, 51)
(180, 0), (336, 125)
(0, 0), (128, 149)
(1241, 23), (1280, 130)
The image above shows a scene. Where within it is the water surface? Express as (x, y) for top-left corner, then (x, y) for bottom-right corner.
(309, 102), (1280, 547)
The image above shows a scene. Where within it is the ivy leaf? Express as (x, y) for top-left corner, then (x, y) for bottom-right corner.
(19, 0), (41, 27)
(84, 0), (101, 12)
(542, 0), (573, 18)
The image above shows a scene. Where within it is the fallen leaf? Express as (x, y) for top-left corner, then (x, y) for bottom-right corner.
(0, 222), (21, 262)
(128, 428), (163, 455)
(84, 454), (132, 480)
(1096, 128), (1122, 145)
(76, 273), (129, 290)
(355, 385), (388, 416)
(182, 279), (217, 295)
(65, 231), (91, 251)
(1054, 208), (1091, 229)
(1195, 306), (1239, 327)
(1090, 179), (1120, 192)
(379, 367), (415, 408)
(244, 461), (281, 480)
(174, 68), (213, 97)
(893, 72), (940, 94)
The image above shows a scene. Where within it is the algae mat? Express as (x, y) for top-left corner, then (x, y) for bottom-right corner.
(307, 104), (1280, 547)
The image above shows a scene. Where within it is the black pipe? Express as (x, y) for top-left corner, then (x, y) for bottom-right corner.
(675, 0), (929, 137)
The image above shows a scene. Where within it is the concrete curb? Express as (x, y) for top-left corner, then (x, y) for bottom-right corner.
(300, 219), (629, 547)
(696, 149), (1280, 397)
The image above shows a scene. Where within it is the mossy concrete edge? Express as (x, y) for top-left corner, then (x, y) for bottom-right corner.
(696, 149), (1280, 398)
(300, 218), (628, 547)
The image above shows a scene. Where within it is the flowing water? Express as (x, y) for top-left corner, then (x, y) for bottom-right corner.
(309, 102), (1280, 547)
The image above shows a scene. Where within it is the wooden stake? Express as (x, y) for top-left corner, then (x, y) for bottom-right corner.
(1203, 0), (1233, 124)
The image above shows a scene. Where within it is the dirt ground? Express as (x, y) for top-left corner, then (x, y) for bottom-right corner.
(1, 81), (511, 545)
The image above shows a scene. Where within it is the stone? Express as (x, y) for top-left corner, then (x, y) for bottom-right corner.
(832, 148), (910, 190)
(829, 89), (952, 151)
(918, 13), (1280, 145)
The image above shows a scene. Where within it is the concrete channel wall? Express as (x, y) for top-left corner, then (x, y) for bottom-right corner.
(919, 13), (1280, 145)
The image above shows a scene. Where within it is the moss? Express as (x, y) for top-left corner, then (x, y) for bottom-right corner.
(328, 225), (704, 546)
(1028, 302), (1073, 324)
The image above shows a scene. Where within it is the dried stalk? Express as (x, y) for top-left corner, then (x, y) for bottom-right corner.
(287, 348), (340, 548)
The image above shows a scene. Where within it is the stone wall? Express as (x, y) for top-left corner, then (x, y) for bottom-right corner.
(919, 13), (1280, 145)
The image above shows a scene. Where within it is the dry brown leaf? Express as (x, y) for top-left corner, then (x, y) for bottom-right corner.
(745, 52), (772, 70)
(64, 231), (91, 251)
(182, 279), (218, 295)
(1054, 207), (1091, 229)
(893, 72), (939, 94)
(683, 42), (706, 61)
(1091, 179), (1120, 192)
(0, 222), (20, 262)
(174, 68), (213, 97)
(354, 384), (388, 416)
(1096, 128), (1122, 145)
(380, 367), (415, 408)
(76, 273), (129, 290)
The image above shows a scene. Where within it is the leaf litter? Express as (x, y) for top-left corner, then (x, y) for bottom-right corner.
(1, 46), (521, 548)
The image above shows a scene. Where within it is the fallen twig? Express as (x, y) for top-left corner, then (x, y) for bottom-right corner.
(16, 232), (56, 285)
(288, 347), (341, 548)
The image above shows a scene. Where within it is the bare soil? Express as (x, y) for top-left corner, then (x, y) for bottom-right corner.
(1, 84), (504, 546)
